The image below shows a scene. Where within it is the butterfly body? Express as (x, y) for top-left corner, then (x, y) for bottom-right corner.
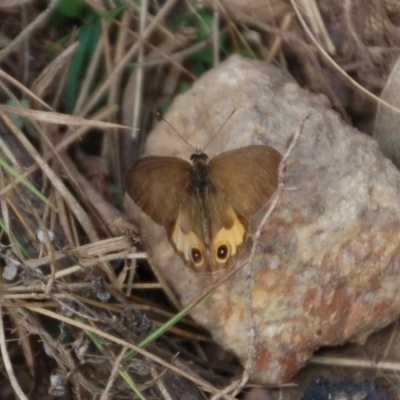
(125, 145), (281, 275)
(189, 152), (210, 193)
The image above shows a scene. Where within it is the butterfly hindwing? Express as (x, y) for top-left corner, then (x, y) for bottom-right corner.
(166, 190), (249, 275)
(165, 194), (209, 274)
(206, 194), (249, 273)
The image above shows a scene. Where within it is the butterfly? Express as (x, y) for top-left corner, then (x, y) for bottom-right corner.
(125, 145), (282, 275)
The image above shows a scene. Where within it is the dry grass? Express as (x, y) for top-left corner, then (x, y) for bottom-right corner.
(1, 0), (400, 399)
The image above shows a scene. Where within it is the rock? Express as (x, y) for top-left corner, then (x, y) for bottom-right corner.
(374, 57), (400, 168)
(124, 55), (400, 383)
(301, 376), (387, 400)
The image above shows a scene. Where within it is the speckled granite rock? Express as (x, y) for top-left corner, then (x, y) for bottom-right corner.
(124, 55), (400, 384)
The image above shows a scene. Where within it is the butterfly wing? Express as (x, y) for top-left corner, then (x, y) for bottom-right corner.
(205, 194), (249, 274)
(125, 146), (281, 276)
(165, 191), (248, 275)
(165, 194), (210, 274)
(125, 156), (192, 225)
(209, 145), (282, 217)
(126, 156), (212, 273)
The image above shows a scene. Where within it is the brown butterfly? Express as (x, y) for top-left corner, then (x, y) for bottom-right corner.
(125, 145), (282, 275)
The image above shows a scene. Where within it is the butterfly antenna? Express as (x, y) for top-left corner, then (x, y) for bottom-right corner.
(156, 112), (195, 151)
(203, 109), (237, 152)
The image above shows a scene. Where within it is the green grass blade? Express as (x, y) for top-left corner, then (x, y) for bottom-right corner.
(0, 156), (54, 209)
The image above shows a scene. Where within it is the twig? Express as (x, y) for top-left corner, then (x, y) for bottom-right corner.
(289, 0), (400, 116)
(212, 1), (220, 65)
(0, 306), (29, 400)
(0, 105), (119, 198)
(212, 114), (310, 400)
(0, 104), (129, 130)
(311, 355), (400, 371)
(100, 345), (129, 400)
(0, 111), (100, 242)
(78, 0), (180, 118)
(131, 0), (148, 140)
(295, 0), (335, 54)
(0, 0), (60, 62)
(267, 13), (294, 63)
(26, 306), (222, 396)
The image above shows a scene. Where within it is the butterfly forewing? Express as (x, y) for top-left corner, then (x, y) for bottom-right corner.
(209, 145), (282, 217)
(125, 156), (192, 225)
